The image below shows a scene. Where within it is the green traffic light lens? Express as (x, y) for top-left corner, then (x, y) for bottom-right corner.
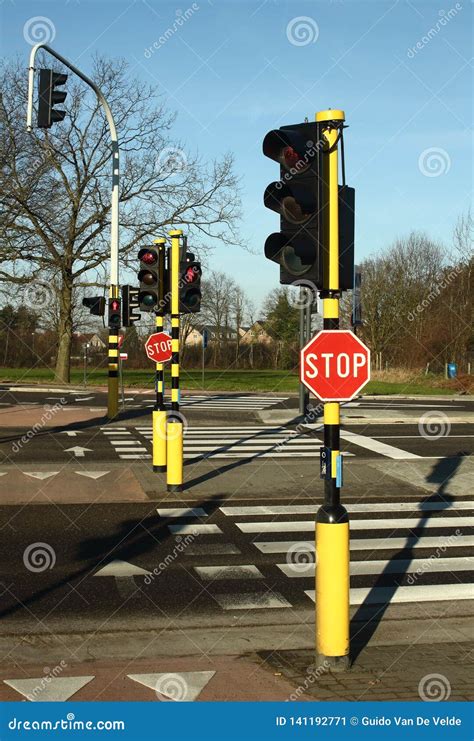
(142, 294), (156, 306)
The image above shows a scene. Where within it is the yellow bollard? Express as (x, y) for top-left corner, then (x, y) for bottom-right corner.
(166, 419), (183, 492)
(152, 409), (167, 472)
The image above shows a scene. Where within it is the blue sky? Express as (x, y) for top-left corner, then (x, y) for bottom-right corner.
(1, 0), (472, 312)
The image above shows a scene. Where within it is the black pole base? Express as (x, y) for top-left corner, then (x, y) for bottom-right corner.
(153, 465), (166, 473)
(167, 484), (183, 493)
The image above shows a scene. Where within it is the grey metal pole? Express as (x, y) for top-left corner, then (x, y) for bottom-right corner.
(27, 43), (120, 417)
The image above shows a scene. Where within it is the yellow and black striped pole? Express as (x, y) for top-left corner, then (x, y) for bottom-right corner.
(153, 238), (167, 473)
(166, 229), (183, 493)
(315, 109), (350, 669)
(107, 285), (120, 419)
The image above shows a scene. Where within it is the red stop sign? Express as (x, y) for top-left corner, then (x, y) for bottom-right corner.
(144, 332), (173, 363)
(300, 330), (370, 401)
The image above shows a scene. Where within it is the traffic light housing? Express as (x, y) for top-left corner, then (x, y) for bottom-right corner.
(179, 251), (202, 314)
(138, 247), (160, 312)
(82, 296), (106, 316)
(263, 121), (354, 290)
(37, 69), (68, 129)
(121, 285), (141, 327)
(108, 297), (121, 330)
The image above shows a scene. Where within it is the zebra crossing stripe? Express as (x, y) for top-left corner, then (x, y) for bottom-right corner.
(236, 517), (472, 533)
(254, 535), (474, 553)
(168, 524), (222, 535)
(278, 556), (474, 578)
(213, 592), (291, 610)
(194, 565), (264, 580)
(157, 507), (208, 517)
(221, 501), (474, 516)
(304, 583), (474, 605)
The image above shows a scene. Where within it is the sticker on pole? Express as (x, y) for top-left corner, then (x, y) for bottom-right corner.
(300, 329), (370, 402)
(144, 332), (172, 363)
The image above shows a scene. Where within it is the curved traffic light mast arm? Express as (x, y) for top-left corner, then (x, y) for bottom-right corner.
(27, 43), (120, 417)
(26, 43), (119, 288)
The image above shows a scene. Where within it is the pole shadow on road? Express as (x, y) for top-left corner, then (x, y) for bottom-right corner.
(349, 455), (466, 663)
(0, 494), (223, 620)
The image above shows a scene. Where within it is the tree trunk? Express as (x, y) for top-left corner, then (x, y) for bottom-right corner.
(54, 273), (73, 383)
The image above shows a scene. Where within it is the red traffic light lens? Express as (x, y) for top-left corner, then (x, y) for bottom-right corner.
(141, 251), (157, 265)
(283, 146), (300, 168)
(185, 266), (198, 283)
(111, 300), (120, 311)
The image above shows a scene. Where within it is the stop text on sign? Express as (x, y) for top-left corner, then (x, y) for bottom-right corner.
(305, 352), (367, 379)
(144, 331), (173, 363)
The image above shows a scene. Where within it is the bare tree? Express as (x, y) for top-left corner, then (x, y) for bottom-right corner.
(0, 55), (242, 381)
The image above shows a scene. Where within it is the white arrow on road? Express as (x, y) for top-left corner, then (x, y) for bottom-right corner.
(64, 446), (92, 458)
(60, 431), (80, 437)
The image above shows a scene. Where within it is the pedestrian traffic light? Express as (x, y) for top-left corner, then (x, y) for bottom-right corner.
(263, 121), (355, 290)
(179, 251), (202, 313)
(82, 296), (106, 316)
(138, 247), (159, 312)
(37, 69), (68, 129)
(108, 297), (121, 329)
(121, 285), (141, 327)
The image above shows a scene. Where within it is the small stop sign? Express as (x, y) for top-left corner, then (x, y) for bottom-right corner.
(300, 330), (370, 401)
(144, 332), (173, 363)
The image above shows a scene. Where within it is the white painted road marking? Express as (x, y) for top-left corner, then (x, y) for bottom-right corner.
(340, 430), (421, 459)
(305, 583), (474, 605)
(221, 501), (474, 516)
(278, 556), (474, 578)
(237, 517), (473, 532)
(253, 535), (474, 553)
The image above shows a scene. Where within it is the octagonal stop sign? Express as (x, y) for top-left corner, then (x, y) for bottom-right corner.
(301, 330), (370, 402)
(144, 331), (173, 363)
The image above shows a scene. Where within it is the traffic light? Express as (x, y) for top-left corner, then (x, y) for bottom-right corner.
(138, 247), (160, 312)
(82, 296), (105, 316)
(263, 121), (355, 290)
(108, 297), (121, 329)
(179, 251), (202, 313)
(263, 122), (322, 286)
(37, 69), (68, 129)
(121, 285), (141, 327)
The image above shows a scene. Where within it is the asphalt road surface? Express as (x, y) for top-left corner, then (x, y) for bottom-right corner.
(1, 384), (474, 414)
